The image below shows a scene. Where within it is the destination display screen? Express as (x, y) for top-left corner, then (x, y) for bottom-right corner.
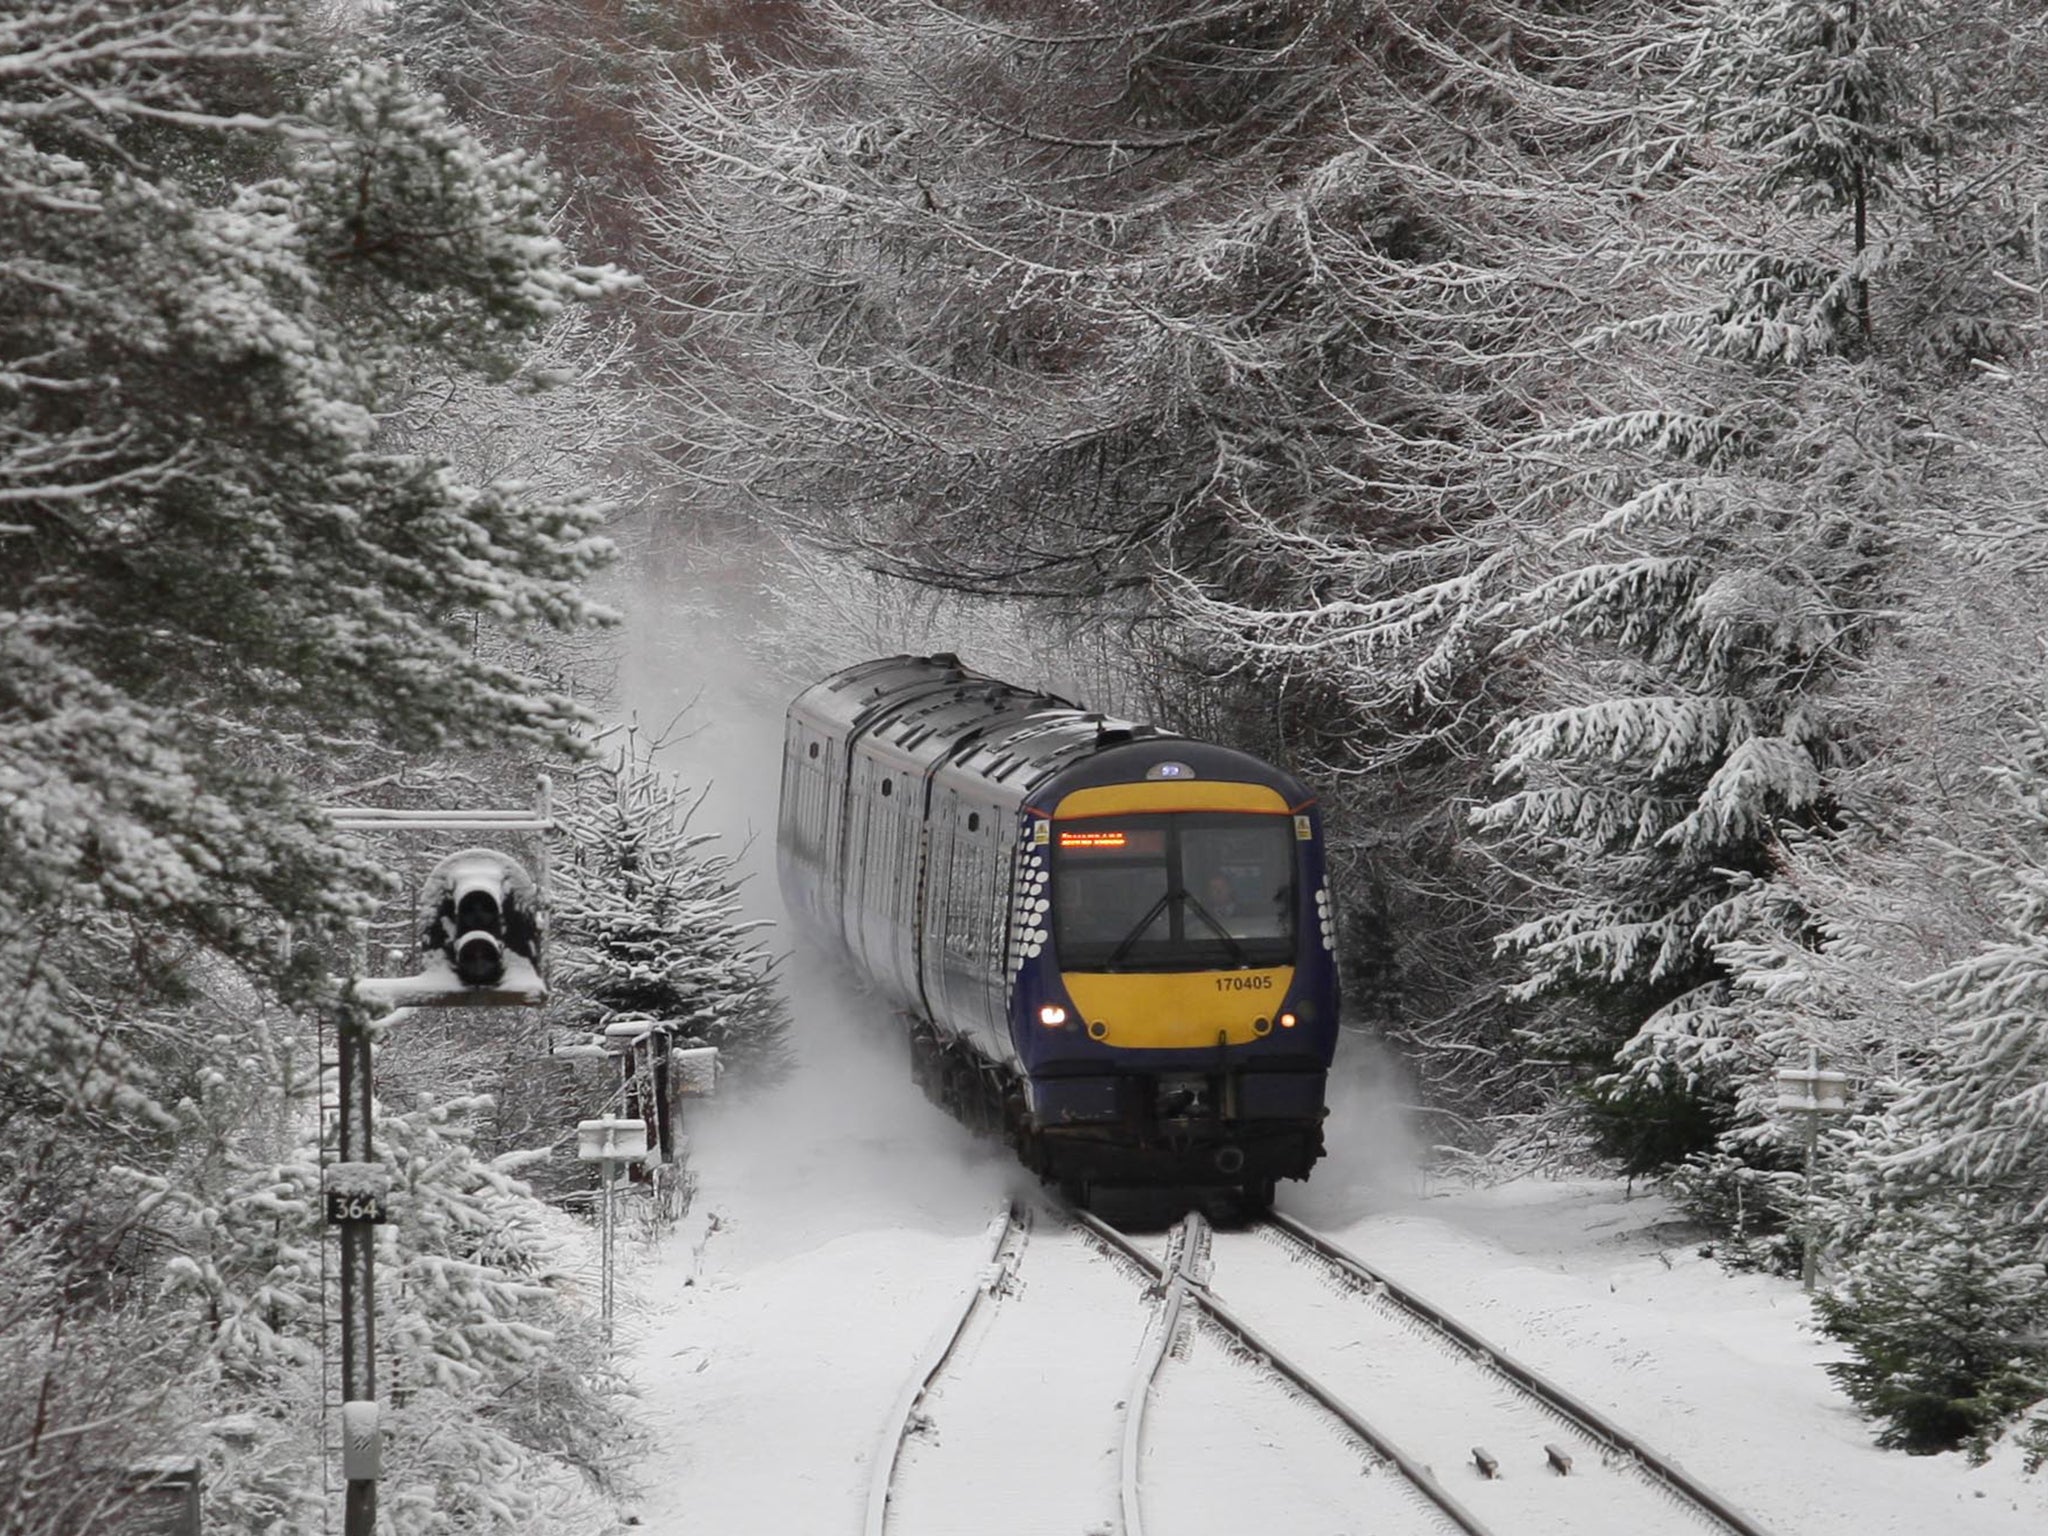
(1057, 827), (1165, 854)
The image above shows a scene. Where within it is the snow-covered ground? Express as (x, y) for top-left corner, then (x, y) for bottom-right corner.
(606, 975), (2045, 1536)
(601, 625), (2045, 1536)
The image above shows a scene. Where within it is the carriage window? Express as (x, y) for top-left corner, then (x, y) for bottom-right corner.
(1052, 813), (1294, 971)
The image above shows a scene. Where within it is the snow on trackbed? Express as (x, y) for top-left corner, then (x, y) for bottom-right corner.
(617, 1045), (2046, 1536)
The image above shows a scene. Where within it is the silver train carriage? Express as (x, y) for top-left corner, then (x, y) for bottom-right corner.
(777, 654), (1339, 1207)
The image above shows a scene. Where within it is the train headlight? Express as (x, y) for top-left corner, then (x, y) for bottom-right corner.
(1278, 1011), (1299, 1029)
(1038, 1004), (1068, 1027)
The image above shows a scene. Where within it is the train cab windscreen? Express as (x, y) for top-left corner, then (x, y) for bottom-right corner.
(1052, 812), (1296, 971)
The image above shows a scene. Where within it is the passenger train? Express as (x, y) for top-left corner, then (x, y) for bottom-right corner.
(777, 654), (1340, 1208)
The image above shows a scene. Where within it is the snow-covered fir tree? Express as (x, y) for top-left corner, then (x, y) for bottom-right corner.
(1684, 0), (1941, 346)
(1805, 712), (2048, 1457)
(1679, 0), (2034, 365)
(1475, 373), (1884, 1167)
(549, 734), (793, 1083)
(1, 3), (626, 1526)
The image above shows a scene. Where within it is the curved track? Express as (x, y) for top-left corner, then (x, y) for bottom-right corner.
(1228, 1211), (1785, 1536)
(1074, 1207), (1495, 1536)
(1116, 1213), (1205, 1536)
(863, 1202), (1028, 1536)
(866, 1200), (1166, 1536)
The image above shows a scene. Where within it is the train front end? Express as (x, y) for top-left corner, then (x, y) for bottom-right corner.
(1008, 742), (1339, 1204)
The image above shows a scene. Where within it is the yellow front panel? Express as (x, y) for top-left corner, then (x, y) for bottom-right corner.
(1051, 781), (1293, 819)
(1062, 968), (1296, 1048)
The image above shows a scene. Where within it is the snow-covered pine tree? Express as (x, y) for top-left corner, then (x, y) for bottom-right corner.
(2, 3), (624, 1524)
(1810, 712), (2048, 1458)
(548, 734), (793, 1083)
(1469, 0), (2047, 1169)
(2, 5), (622, 1016)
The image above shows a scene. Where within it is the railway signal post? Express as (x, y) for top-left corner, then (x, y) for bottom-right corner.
(320, 803), (551, 1536)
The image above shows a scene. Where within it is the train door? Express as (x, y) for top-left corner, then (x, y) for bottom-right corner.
(921, 785), (957, 1024)
(819, 730), (845, 898)
(842, 749), (879, 974)
(852, 751), (922, 1008)
(779, 716), (844, 952)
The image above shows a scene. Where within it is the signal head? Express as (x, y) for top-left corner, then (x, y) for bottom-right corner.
(419, 848), (542, 989)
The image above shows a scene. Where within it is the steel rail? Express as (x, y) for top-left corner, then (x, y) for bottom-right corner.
(1117, 1213), (1204, 1536)
(863, 1202), (1025, 1536)
(1071, 1209), (1497, 1536)
(1260, 1211), (1783, 1536)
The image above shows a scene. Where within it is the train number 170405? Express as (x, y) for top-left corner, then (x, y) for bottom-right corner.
(1215, 974), (1275, 992)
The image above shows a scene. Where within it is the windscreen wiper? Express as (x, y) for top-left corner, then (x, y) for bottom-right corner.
(1106, 890), (1173, 968)
(1181, 891), (1248, 964)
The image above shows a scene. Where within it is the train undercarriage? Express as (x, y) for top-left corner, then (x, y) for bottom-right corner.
(905, 1015), (1325, 1211)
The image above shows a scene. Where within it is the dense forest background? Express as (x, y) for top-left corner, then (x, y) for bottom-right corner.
(6, 2), (2048, 1530)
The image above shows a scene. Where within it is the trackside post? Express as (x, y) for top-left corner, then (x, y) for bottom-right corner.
(320, 790), (551, 1536)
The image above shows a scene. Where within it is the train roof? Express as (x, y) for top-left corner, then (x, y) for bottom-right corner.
(792, 654), (1081, 780)
(793, 654), (1313, 810)
(1028, 736), (1313, 811)
(787, 654), (1007, 737)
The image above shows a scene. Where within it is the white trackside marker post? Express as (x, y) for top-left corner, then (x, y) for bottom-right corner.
(1774, 1046), (1853, 1292)
(578, 1118), (649, 1340)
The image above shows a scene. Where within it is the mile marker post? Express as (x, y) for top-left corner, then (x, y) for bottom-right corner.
(331, 995), (395, 1536)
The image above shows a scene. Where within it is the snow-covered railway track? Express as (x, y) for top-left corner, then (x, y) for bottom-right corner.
(1075, 1207), (1493, 1536)
(865, 1199), (1157, 1536)
(863, 1201), (1027, 1536)
(1230, 1212), (1785, 1536)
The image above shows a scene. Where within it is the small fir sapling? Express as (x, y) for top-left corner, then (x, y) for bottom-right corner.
(547, 733), (794, 1084)
(1816, 1195), (2048, 1458)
